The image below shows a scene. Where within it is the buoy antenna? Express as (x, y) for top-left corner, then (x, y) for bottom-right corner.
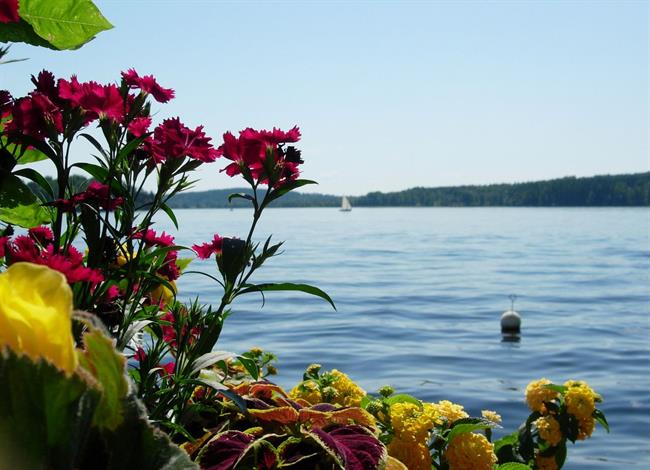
(509, 294), (517, 311)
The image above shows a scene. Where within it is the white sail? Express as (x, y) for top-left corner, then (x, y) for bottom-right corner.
(340, 196), (352, 212)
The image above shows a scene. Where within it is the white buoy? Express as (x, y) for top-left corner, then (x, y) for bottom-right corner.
(501, 295), (521, 336)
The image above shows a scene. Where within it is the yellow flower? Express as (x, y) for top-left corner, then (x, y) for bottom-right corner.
(564, 385), (595, 420)
(430, 400), (469, 426)
(290, 380), (322, 404)
(0, 262), (77, 375)
(481, 409), (502, 424)
(525, 378), (559, 414)
(577, 417), (595, 440)
(535, 415), (562, 446)
(443, 432), (497, 470)
(330, 369), (366, 407)
(535, 454), (558, 470)
(386, 402), (441, 469)
(149, 278), (177, 306)
(387, 438), (431, 470)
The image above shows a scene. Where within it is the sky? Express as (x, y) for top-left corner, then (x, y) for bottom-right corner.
(2, 0), (649, 195)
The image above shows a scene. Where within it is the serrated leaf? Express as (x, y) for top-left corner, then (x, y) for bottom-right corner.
(77, 328), (128, 430)
(0, 349), (101, 468)
(19, 0), (113, 50)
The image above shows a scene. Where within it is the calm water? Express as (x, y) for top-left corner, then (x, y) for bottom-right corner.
(162, 207), (649, 469)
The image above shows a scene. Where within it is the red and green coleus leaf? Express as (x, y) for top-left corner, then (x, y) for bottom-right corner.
(195, 430), (277, 470)
(306, 424), (387, 470)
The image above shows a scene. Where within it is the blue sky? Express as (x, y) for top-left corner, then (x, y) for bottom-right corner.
(2, 0), (648, 195)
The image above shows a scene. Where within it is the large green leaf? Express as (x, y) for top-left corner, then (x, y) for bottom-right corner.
(17, 0), (113, 50)
(495, 464), (532, 470)
(0, 349), (101, 469)
(0, 19), (53, 49)
(0, 173), (51, 227)
(77, 328), (129, 430)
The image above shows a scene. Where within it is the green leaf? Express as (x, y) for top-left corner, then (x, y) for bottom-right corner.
(446, 418), (496, 444)
(493, 431), (519, 454)
(11, 145), (49, 164)
(190, 351), (235, 375)
(0, 19), (53, 49)
(593, 409), (610, 433)
(495, 464), (532, 470)
(543, 384), (567, 394)
(74, 162), (108, 181)
(238, 282), (336, 310)
(0, 174), (51, 228)
(18, 0), (113, 50)
(238, 355), (259, 380)
(12, 167), (54, 198)
(77, 328), (129, 431)
(262, 179), (317, 208)
(175, 257), (193, 273)
(161, 203), (178, 229)
(384, 394), (422, 408)
(0, 349), (101, 469)
(228, 192), (254, 204)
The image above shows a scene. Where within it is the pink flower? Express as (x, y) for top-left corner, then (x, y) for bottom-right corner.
(160, 361), (175, 376)
(132, 228), (174, 247)
(149, 117), (218, 163)
(0, 90), (12, 117)
(0, 0), (19, 23)
(128, 116), (152, 137)
(160, 311), (200, 349)
(0, 236), (8, 258)
(121, 69), (175, 103)
(75, 181), (124, 210)
(105, 285), (120, 302)
(192, 233), (223, 260)
(4, 237), (104, 287)
(217, 126), (302, 186)
(6, 93), (64, 139)
(58, 76), (124, 122)
(158, 250), (180, 281)
(134, 347), (147, 363)
(28, 225), (54, 245)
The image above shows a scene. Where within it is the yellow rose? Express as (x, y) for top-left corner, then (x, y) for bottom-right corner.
(0, 262), (78, 375)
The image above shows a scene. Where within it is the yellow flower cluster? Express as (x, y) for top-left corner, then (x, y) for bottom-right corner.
(290, 380), (323, 404)
(535, 454), (558, 470)
(289, 369), (366, 407)
(563, 380), (597, 420)
(330, 369), (366, 407)
(430, 399), (469, 426)
(443, 432), (497, 470)
(0, 263), (78, 375)
(535, 415), (562, 446)
(481, 409), (502, 424)
(577, 416), (595, 440)
(387, 402), (439, 470)
(525, 378), (559, 413)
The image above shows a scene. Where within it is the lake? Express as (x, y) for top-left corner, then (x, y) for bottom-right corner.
(162, 207), (650, 469)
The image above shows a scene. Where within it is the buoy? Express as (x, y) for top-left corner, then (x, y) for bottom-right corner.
(501, 294), (521, 337)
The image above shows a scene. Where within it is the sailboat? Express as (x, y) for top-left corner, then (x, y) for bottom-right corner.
(340, 196), (352, 212)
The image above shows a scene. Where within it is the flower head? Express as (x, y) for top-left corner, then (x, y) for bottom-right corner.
(0, 263), (78, 375)
(430, 400), (469, 426)
(192, 233), (223, 259)
(443, 432), (497, 470)
(6, 93), (63, 139)
(128, 116), (152, 137)
(535, 454), (558, 470)
(133, 228), (175, 247)
(121, 69), (175, 103)
(525, 378), (559, 414)
(564, 383), (596, 420)
(481, 409), (502, 424)
(535, 415), (562, 446)
(147, 117), (218, 163)
(58, 76), (124, 122)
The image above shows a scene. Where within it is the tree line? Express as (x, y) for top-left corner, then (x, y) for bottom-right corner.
(27, 172), (649, 208)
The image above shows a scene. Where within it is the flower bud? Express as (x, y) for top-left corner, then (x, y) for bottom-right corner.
(378, 385), (395, 397)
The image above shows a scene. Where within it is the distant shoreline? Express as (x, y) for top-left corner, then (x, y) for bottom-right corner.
(166, 172), (649, 209)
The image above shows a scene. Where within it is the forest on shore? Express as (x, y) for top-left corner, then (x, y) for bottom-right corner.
(27, 172), (649, 208)
(167, 172), (649, 208)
